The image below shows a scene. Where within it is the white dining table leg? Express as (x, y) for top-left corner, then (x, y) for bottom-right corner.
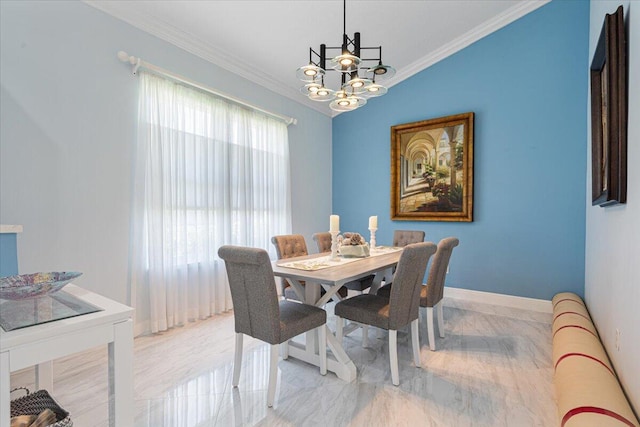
(368, 267), (393, 294)
(305, 282), (321, 353)
(286, 278), (305, 301)
(1, 351), (9, 427)
(324, 329), (357, 382)
(335, 316), (344, 342)
(35, 361), (53, 392)
(108, 318), (133, 427)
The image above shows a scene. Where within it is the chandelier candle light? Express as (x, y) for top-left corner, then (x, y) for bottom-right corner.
(296, 0), (395, 112)
(368, 215), (377, 249)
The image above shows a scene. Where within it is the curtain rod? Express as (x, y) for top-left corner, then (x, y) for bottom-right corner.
(117, 51), (297, 126)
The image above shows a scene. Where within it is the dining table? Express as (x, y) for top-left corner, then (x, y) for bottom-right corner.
(271, 246), (403, 382)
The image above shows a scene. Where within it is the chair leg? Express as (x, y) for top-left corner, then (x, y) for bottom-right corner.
(436, 301), (445, 338)
(281, 341), (289, 360)
(233, 333), (243, 387)
(389, 329), (399, 386)
(267, 344), (279, 407)
(426, 307), (436, 351)
(411, 319), (421, 367)
(336, 316), (344, 343)
(362, 325), (369, 348)
(318, 326), (327, 375)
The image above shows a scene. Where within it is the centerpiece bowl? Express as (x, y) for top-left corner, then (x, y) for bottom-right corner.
(0, 271), (82, 300)
(338, 232), (370, 258)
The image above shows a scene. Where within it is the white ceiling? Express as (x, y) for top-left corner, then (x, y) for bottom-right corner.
(86, 1), (549, 116)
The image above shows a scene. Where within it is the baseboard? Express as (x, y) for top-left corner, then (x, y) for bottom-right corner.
(444, 287), (552, 313)
(134, 320), (149, 337)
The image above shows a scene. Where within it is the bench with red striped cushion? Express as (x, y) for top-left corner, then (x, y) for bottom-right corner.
(551, 292), (639, 427)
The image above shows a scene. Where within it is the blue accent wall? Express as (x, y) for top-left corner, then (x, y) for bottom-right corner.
(332, 0), (590, 300)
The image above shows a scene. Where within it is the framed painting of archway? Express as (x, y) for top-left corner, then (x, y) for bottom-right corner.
(391, 112), (474, 222)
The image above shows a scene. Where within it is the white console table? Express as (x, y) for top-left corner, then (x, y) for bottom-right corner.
(0, 284), (134, 427)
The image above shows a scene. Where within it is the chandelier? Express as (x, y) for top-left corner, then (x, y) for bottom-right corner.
(296, 0), (395, 112)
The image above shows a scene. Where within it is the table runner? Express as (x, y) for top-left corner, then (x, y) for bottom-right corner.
(278, 246), (403, 271)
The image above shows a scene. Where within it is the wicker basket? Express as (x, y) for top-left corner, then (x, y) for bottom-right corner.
(10, 388), (73, 427)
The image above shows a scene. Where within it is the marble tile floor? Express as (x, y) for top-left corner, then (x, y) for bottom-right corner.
(10, 298), (557, 426)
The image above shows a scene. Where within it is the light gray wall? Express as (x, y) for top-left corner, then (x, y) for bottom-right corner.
(0, 1), (332, 305)
(586, 1), (640, 410)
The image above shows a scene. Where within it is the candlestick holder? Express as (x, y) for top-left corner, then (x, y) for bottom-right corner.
(330, 230), (340, 261)
(369, 228), (377, 249)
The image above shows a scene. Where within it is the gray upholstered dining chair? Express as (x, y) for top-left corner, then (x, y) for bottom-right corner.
(218, 245), (327, 407)
(382, 229), (426, 286)
(377, 236), (459, 351)
(420, 237), (459, 351)
(334, 242), (437, 386)
(393, 230), (426, 247)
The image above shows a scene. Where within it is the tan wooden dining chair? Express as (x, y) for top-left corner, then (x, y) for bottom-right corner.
(218, 245), (327, 407)
(334, 242), (437, 386)
(271, 234), (308, 300)
(272, 234), (347, 301)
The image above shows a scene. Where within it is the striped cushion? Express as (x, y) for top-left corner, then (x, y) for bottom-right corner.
(552, 329), (612, 373)
(563, 410), (639, 427)
(553, 299), (591, 322)
(556, 357), (639, 427)
(552, 292), (640, 427)
(552, 292), (585, 308)
(552, 311), (599, 339)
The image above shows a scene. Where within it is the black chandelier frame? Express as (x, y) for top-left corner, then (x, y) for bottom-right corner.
(297, 0), (394, 111)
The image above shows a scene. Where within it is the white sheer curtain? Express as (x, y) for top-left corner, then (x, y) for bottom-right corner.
(130, 72), (291, 334)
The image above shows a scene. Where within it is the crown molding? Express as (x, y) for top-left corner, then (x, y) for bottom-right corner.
(385, 0), (551, 89)
(86, 0), (550, 119)
(85, 0), (332, 117)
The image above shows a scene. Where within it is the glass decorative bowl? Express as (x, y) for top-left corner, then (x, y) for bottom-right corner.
(0, 272), (82, 300)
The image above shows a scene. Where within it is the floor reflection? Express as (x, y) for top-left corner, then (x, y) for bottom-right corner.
(10, 298), (556, 426)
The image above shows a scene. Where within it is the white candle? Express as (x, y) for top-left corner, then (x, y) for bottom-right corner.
(368, 215), (378, 229)
(330, 215), (340, 232)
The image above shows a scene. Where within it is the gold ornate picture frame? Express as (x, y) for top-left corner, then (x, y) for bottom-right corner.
(391, 112), (474, 222)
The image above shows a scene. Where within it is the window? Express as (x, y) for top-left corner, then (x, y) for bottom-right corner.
(130, 72), (291, 333)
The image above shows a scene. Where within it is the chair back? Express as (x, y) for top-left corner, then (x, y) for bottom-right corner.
(393, 230), (425, 247)
(271, 234), (308, 259)
(218, 245), (281, 344)
(424, 237), (460, 307)
(388, 242), (437, 329)
(312, 232), (332, 253)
